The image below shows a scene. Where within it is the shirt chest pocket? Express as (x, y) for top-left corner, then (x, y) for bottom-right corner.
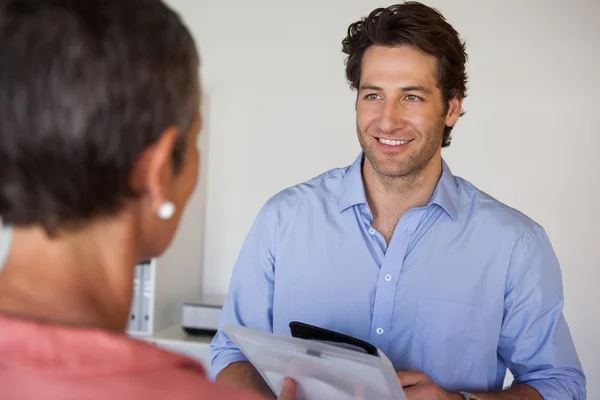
(409, 297), (484, 388)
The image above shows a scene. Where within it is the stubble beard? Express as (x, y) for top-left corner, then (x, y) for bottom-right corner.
(356, 121), (445, 181)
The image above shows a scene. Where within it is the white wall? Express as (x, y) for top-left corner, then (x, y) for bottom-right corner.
(0, 223), (11, 270)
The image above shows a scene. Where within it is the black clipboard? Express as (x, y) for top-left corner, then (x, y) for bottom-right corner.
(289, 321), (379, 357)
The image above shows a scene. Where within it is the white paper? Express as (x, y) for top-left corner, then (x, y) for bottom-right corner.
(224, 324), (406, 400)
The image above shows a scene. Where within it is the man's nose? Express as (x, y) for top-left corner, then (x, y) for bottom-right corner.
(377, 100), (405, 134)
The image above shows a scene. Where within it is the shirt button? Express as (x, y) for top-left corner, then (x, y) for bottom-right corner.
(368, 227), (376, 235)
(376, 327), (384, 335)
(384, 274), (392, 282)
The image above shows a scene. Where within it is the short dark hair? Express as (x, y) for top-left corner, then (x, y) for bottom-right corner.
(0, 0), (199, 231)
(342, 2), (468, 147)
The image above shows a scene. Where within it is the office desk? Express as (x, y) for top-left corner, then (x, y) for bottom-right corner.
(134, 325), (214, 372)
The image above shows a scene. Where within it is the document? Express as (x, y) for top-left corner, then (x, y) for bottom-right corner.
(223, 323), (407, 400)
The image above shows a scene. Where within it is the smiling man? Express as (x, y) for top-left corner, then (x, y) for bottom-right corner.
(211, 3), (586, 400)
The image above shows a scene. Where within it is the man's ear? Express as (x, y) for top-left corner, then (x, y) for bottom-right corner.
(445, 96), (463, 128)
(129, 127), (180, 212)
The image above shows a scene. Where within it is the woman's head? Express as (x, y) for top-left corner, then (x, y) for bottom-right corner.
(0, 0), (201, 259)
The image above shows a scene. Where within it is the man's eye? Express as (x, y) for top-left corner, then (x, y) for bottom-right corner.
(405, 94), (422, 102)
(365, 93), (381, 100)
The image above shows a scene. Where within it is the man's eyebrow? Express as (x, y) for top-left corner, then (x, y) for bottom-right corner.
(358, 84), (383, 91)
(402, 85), (432, 94)
(358, 84), (432, 94)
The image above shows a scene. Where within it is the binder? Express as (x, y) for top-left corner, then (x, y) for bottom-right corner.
(139, 259), (154, 333)
(127, 264), (142, 332)
(223, 322), (406, 400)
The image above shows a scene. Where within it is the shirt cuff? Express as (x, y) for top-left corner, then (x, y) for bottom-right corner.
(209, 349), (249, 381)
(524, 379), (576, 400)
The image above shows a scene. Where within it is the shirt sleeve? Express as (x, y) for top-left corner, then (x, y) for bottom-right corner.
(498, 225), (586, 400)
(209, 199), (277, 380)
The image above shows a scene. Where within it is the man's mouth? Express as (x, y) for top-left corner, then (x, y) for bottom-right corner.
(377, 138), (413, 146)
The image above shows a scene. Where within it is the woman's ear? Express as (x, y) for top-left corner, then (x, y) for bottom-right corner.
(129, 126), (180, 213)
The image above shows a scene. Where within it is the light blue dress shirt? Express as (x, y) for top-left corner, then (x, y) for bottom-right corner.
(211, 154), (586, 399)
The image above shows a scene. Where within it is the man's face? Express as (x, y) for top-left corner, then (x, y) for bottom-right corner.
(356, 45), (460, 178)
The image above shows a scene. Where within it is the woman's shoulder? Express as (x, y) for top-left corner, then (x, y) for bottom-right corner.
(0, 314), (266, 399)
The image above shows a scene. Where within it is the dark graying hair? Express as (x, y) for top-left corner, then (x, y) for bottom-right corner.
(0, 0), (200, 232)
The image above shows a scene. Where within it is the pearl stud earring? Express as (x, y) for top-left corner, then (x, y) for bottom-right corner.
(157, 202), (175, 220)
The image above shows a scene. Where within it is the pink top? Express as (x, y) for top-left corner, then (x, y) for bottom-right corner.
(0, 315), (266, 400)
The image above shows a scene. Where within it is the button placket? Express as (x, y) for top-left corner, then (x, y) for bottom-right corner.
(369, 211), (423, 349)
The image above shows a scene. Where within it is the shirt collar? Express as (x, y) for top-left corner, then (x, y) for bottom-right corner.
(338, 153), (460, 220)
(430, 159), (460, 221)
(338, 153), (368, 213)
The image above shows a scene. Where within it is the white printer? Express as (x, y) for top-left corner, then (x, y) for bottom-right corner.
(181, 294), (225, 335)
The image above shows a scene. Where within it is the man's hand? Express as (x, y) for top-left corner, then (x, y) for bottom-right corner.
(277, 377), (297, 400)
(397, 371), (462, 400)
(278, 372), (459, 400)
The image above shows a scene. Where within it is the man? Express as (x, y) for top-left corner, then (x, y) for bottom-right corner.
(211, 2), (586, 400)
